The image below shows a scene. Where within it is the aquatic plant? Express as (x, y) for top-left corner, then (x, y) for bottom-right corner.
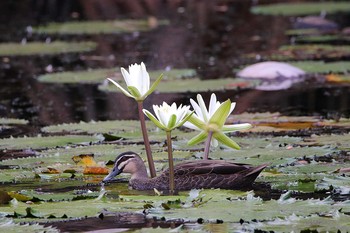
(185, 93), (252, 159)
(107, 62), (163, 177)
(143, 102), (193, 193)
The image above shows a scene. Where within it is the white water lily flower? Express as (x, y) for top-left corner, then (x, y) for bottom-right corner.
(143, 102), (193, 131)
(184, 93), (252, 149)
(107, 62), (163, 101)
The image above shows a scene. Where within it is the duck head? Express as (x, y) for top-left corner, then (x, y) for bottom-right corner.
(103, 151), (147, 182)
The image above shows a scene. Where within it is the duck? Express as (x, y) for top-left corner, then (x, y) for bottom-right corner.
(103, 151), (267, 191)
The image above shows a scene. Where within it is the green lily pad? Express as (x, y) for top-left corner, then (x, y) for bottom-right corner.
(101, 77), (258, 93)
(300, 133), (350, 149)
(0, 118), (28, 125)
(294, 35), (350, 43)
(288, 61), (350, 74)
(41, 120), (196, 143)
(0, 216), (59, 233)
(0, 135), (101, 150)
(33, 19), (169, 35)
(251, 2), (350, 16)
(37, 66), (258, 92)
(245, 44), (350, 61)
(37, 68), (196, 84)
(0, 41), (96, 56)
(285, 28), (322, 36)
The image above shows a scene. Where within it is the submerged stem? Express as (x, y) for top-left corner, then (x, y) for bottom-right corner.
(166, 131), (175, 194)
(137, 101), (156, 178)
(203, 131), (213, 160)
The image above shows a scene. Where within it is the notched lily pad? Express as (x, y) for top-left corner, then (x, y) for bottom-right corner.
(0, 41), (96, 56)
(33, 19), (169, 35)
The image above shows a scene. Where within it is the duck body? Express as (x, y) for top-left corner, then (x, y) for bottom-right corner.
(103, 151), (267, 191)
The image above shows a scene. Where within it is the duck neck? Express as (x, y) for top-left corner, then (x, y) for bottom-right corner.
(130, 163), (150, 180)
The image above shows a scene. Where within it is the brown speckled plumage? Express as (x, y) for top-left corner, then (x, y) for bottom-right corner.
(103, 152), (267, 191)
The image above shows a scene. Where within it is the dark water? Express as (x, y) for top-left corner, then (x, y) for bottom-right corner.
(1, 0), (349, 138)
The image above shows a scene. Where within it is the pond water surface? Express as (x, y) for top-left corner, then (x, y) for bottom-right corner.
(1, 1), (350, 232)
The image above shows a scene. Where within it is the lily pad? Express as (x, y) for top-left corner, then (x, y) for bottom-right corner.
(37, 67), (258, 92)
(288, 61), (350, 74)
(101, 77), (257, 93)
(0, 216), (59, 233)
(294, 35), (350, 43)
(276, 44), (350, 60)
(251, 2), (350, 16)
(228, 112), (350, 134)
(0, 41), (96, 56)
(246, 44), (350, 61)
(285, 28), (323, 36)
(0, 118), (28, 125)
(33, 19), (169, 35)
(37, 68), (196, 84)
(0, 135), (101, 150)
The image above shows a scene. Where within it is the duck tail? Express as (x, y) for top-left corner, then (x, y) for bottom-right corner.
(245, 163), (268, 179)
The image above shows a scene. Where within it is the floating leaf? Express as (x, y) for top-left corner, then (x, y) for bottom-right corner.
(33, 19), (169, 35)
(37, 68), (195, 84)
(0, 41), (96, 56)
(245, 45), (350, 61)
(251, 2), (350, 16)
(0, 135), (101, 150)
(0, 118), (28, 125)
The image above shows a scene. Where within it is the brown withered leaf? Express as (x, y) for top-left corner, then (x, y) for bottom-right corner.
(42, 167), (60, 174)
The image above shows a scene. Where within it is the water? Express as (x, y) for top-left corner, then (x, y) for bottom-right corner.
(1, 1), (350, 231)
(1, 0), (349, 137)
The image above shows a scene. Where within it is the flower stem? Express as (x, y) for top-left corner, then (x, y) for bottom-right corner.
(203, 131), (213, 160)
(166, 130), (175, 194)
(137, 101), (156, 178)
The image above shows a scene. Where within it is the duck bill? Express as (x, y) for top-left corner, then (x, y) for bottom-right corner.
(103, 168), (121, 182)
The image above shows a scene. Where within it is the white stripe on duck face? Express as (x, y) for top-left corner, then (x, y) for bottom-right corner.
(116, 153), (136, 170)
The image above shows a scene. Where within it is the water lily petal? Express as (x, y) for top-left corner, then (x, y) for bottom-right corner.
(143, 109), (167, 130)
(229, 102), (236, 115)
(127, 86), (142, 99)
(209, 99), (231, 128)
(188, 131), (208, 146)
(197, 94), (209, 122)
(176, 110), (194, 128)
(211, 138), (219, 147)
(187, 114), (207, 130)
(107, 78), (134, 98)
(140, 62), (150, 95)
(222, 123), (252, 132)
(213, 132), (240, 150)
(189, 98), (203, 120)
(167, 114), (177, 130)
(158, 104), (171, 126)
(208, 93), (218, 117)
(120, 67), (132, 87)
(144, 73), (163, 99)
